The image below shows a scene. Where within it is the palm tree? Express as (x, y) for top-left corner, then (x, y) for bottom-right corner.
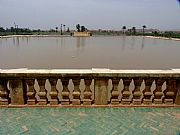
(76, 24), (80, 32)
(55, 27), (58, 33)
(60, 24), (63, 35)
(67, 27), (70, 32)
(142, 25), (146, 36)
(122, 26), (126, 34)
(132, 27), (136, 35)
(63, 25), (66, 32)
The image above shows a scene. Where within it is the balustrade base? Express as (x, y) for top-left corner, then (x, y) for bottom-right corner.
(143, 99), (152, 105)
(27, 100), (36, 105)
(121, 99), (131, 105)
(154, 99), (163, 104)
(61, 100), (70, 105)
(164, 99), (174, 104)
(0, 99), (8, 105)
(72, 100), (81, 105)
(50, 99), (59, 105)
(133, 99), (142, 105)
(111, 99), (119, 105)
(38, 100), (47, 105)
(83, 99), (92, 105)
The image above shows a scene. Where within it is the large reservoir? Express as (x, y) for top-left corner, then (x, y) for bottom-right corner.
(0, 36), (180, 69)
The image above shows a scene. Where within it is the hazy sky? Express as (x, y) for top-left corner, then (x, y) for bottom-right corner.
(0, 0), (180, 30)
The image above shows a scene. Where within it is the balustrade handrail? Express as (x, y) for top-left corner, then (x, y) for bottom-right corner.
(0, 68), (180, 107)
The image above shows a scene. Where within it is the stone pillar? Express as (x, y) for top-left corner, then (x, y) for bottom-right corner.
(95, 78), (108, 105)
(121, 78), (132, 105)
(72, 79), (81, 105)
(26, 79), (36, 105)
(61, 78), (70, 105)
(164, 79), (176, 104)
(153, 79), (164, 104)
(133, 78), (143, 105)
(9, 79), (24, 105)
(0, 79), (9, 105)
(111, 78), (120, 105)
(49, 79), (58, 105)
(37, 79), (47, 105)
(143, 79), (153, 105)
(175, 79), (180, 105)
(83, 79), (92, 105)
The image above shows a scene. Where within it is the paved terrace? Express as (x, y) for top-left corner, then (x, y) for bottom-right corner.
(0, 108), (180, 135)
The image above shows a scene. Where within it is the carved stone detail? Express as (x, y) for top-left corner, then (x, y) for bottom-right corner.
(164, 80), (176, 104)
(111, 78), (120, 105)
(26, 79), (36, 105)
(49, 79), (58, 105)
(121, 78), (132, 105)
(61, 78), (70, 105)
(72, 79), (81, 105)
(37, 79), (47, 105)
(133, 78), (142, 105)
(83, 79), (92, 105)
(153, 79), (164, 104)
(143, 79), (153, 105)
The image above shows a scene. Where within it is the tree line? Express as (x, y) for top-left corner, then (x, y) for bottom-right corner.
(1, 25), (180, 39)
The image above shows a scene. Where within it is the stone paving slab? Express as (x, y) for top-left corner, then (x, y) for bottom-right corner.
(0, 108), (180, 135)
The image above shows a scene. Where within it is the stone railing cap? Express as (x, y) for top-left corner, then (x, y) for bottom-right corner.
(1, 68), (180, 74)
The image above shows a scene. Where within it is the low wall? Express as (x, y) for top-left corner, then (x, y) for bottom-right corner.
(0, 69), (180, 107)
(73, 32), (91, 37)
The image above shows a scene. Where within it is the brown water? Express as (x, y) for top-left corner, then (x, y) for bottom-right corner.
(0, 36), (180, 69)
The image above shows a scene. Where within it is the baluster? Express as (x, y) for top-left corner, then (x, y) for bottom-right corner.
(164, 79), (176, 104)
(153, 79), (164, 104)
(133, 78), (143, 105)
(9, 79), (24, 105)
(111, 78), (120, 105)
(72, 79), (81, 105)
(0, 79), (9, 105)
(26, 79), (36, 105)
(49, 79), (58, 105)
(121, 78), (132, 105)
(143, 79), (153, 105)
(61, 78), (70, 105)
(83, 79), (92, 105)
(37, 79), (47, 105)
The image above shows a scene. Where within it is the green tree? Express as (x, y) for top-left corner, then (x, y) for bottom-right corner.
(122, 26), (126, 34)
(55, 27), (58, 33)
(142, 25), (146, 35)
(76, 24), (80, 32)
(0, 27), (5, 32)
(67, 27), (70, 32)
(81, 26), (86, 32)
(63, 25), (66, 32)
(132, 27), (136, 35)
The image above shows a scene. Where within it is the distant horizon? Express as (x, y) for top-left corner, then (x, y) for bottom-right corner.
(0, 0), (180, 31)
(1, 25), (180, 32)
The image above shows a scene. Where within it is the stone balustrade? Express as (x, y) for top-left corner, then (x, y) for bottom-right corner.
(0, 68), (180, 107)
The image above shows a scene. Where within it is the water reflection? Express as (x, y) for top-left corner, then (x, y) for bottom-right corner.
(26, 37), (29, 45)
(60, 37), (65, 48)
(12, 37), (20, 46)
(76, 37), (86, 57)
(131, 36), (135, 49)
(76, 37), (86, 49)
(56, 37), (59, 46)
(0, 38), (2, 46)
(122, 36), (126, 50)
(141, 37), (145, 49)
